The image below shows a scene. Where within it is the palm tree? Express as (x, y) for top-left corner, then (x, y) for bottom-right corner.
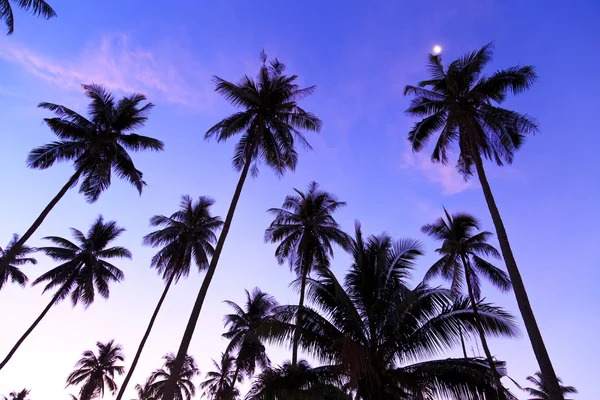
(148, 354), (198, 400)
(265, 182), (351, 365)
(162, 51), (321, 400)
(524, 372), (577, 400)
(132, 379), (155, 400)
(199, 353), (239, 400)
(422, 209), (512, 397)
(0, 0), (56, 34)
(115, 196), (222, 400)
(223, 288), (276, 386)
(0, 234), (37, 290)
(403, 43), (563, 399)
(0, 216), (129, 370)
(3, 389), (30, 400)
(268, 224), (519, 399)
(66, 340), (125, 400)
(0, 84), (162, 275)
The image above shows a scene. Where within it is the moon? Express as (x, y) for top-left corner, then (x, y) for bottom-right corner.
(432, 45), (442, 55)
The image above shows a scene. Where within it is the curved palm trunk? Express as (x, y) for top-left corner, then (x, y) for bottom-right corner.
(0, 167), (83, 273)
(160, 135), (261, 400)
(292, 267), (309, 366)
(115, 274), (175, 400)
(459, 326), (468, 359)
(461, 255), (504, 400)
(0, 290), (61, 370)
(472, 150), (563, 400)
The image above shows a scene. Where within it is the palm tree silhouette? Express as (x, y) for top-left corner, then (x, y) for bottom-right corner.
(0, 84), (162, 275)
(115, 196), (222, 400)
(199, 353), (239, 400)
(0, 235), (36, 290)
(524, 372), (577, 400)
(148, 353), (198, 400)
(265, 182), (350, 365)
(0, 0), (55, 34)
(66, 340), (125, 400)
(132, 379), (155, 400)
(163, 51), (321, 400)
(403, 43), (563, 400)
(422, 209), (512, 397)
(2, 389), (30, 400)
(223, 288), (276, 387)
(0, 216), (129, 370)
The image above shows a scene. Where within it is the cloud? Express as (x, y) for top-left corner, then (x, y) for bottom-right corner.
(400, 149), (473, 195)
(0, 33), (217, 110)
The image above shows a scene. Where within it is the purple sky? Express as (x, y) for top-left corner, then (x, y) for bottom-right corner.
(0, 0), (598, 399)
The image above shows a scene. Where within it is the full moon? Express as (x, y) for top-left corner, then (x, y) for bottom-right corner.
(432, 45), (442, 55)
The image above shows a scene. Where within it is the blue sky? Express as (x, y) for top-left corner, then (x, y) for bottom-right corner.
(0, 0), (598, 398)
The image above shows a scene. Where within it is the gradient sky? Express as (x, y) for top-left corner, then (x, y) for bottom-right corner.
(1, 0), (598, 399)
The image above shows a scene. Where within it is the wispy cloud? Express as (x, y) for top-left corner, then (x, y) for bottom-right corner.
(0, 33), (217, 110)
(400, 149), (474, 195)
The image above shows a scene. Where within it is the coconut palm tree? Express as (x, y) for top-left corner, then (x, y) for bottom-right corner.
(0, 0), (56, 34)
(0, 234), (37, 290)
(269, 224), (518, 399)
(0, 216), (128, 370)
(223, 288), (276, 386)
(403, 43), (563, 399)
(265, 182), (350, 365)
(422, 209), (512, 397)
(115, 196), (222, 400)
(3, 389), (30, 400)
(199, 353), (239, 400)
(0, 84), (162, 275)
(163, 51), (321, 400)
(66, 340), (125, 400)
(149, 354), (198, 400)
(524, 372), (577, 400)
(132, 379), (155, 400)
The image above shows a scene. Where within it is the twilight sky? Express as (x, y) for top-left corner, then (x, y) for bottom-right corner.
(0, 0), (598, 399)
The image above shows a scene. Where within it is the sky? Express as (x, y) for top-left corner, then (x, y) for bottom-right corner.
(0, 0), (598, 398)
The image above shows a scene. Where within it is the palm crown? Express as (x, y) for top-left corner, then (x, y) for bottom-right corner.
(422, 209), (511, 299)
(33, 215), (129, 306)
(149, 354), (198, 400)
(206, 51), (322, 176)
(3, 389), (30, 400)
(66, 340), (125, 400)
(143, 195), (223, 282)
(199, 353), (239, 400)
(404, 42), (537, 175)
(0, 0), (56, 34)
(524, 372), (577, 400)
(28, 84), (164, 203)
(0, 235), (37, 290)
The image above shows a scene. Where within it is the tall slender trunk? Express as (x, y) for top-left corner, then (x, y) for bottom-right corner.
(461, 255), (504, 400)
(115, 274), (175, 400)
(0, 290), (61, 370)
(459, 326), (468, 359)
(228, 364), (241, 400)
(0, 167), (84, 273)
(161, 134), (261, 400)
(292, 267), (309, 366)
(472, 149), (563, 400)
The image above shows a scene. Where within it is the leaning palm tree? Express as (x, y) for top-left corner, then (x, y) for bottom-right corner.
(268, 224), (519, 399)
(149, 354), (198, 400)
(0, 216), (128, 370)
(0, 234), (37, 291)
(223, 288), (276, 386)
(115, 196), (222, 400)
(3, 389), (30, 400)
(199, 353), (239, 400)
(524, 372), (577, 400)
(422, 209), (512, 397)
(162, 51), (321, 400)
(0, 0), (56, 34)
(403, 43), (563, 399)
(66, 340), (125, 400)
(265, 182), (350, 365)
(0, 84), (162, 275)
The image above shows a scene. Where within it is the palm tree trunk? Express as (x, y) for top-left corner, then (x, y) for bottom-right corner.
(229, 364), (241, 400)
(472, 149), (563, 400)
(0, 290), (61, 370)
(459, 326), (468, 359)
(160, 134), (261, 400)
(461, 255), (504, 400)
(292, 267), (309, 366)
(0, 167), (83, 273)
(115, 273), (175, 400)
